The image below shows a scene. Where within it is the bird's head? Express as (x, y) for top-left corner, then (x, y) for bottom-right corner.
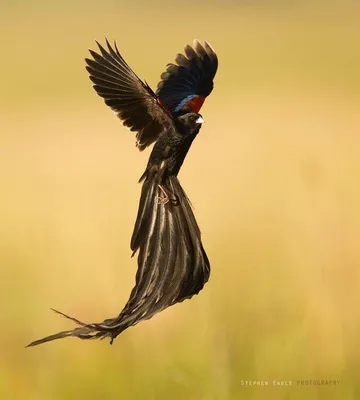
(177, 112), (204, 135)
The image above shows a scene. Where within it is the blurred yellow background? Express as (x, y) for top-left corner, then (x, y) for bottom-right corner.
(2, 1), (360, 399)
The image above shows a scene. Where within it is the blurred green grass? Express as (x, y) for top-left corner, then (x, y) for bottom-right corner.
(1, 1), (360, 399)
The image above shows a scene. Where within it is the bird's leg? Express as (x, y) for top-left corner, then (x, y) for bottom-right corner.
(158, 185), (169, 205)
(157, 184), (179, 205)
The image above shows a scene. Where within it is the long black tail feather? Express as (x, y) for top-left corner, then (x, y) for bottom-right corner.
(27, 176), (210, 347)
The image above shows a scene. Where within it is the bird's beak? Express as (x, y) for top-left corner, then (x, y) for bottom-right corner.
(195, 116), (205, 124)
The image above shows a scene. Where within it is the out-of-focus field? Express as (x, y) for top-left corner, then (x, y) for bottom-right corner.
(2, 1), (360, 399)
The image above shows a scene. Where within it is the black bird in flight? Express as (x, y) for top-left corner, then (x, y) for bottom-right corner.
(27, 38), (218, 347)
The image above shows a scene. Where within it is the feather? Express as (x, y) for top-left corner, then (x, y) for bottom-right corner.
(156, 40), (218, 115)
(85, 39), (173, 151)
(26, 175), (210, 347)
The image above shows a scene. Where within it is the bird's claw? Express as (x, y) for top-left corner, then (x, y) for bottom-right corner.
(157, 185), (180, 205)
(158, 196), (169, 205)
(157, 184), (169, 204)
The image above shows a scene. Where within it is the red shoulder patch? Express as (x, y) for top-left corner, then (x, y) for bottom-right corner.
(186, 96), (206, 113)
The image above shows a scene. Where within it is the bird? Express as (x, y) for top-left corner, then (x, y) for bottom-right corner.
(27, 38), (218, 347)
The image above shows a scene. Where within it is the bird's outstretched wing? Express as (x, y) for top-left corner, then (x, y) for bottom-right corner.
(27, 176), (210, 347)
(156, 40), (218, 115)
(86, 39), (173, 151)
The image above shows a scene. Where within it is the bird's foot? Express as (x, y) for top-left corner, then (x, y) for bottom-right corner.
(157, 185), (169, 205)
(157, 185), (179, 205)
